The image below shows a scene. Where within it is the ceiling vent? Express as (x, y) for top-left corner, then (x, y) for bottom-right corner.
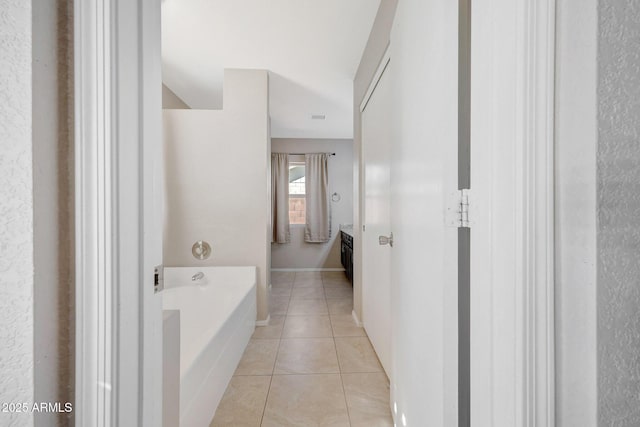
(311, 114), (326, 120)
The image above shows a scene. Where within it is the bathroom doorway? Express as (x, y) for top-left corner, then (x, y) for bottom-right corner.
(73, 0), (557, 424)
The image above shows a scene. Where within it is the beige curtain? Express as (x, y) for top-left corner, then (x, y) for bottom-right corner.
(271, 153), (290, 243)
(304, 153), (330, 242)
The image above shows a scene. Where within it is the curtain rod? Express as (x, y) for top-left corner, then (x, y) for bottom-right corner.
(287, 152), (336, 156)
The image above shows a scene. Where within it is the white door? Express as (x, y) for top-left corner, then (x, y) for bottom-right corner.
(389, 0), (460, 425)
(361, 58), (392, 377)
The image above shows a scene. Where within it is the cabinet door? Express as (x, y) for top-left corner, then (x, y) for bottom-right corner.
(346, 246), (353, 282)
(341, 236), (347, 268)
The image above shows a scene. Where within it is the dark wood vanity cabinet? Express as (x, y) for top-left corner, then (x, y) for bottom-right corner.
(340, 231), (353, 283)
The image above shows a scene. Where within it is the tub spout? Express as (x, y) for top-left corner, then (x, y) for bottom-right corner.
(192, 272), (204, 281)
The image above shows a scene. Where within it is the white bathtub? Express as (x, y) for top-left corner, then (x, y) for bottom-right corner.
(162, 266), (257, 427)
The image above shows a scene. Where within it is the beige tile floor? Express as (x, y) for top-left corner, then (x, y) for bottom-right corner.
(211, 271), (393, 427)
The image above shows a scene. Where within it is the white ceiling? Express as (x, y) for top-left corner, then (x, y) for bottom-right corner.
(161, 0), (380, 139)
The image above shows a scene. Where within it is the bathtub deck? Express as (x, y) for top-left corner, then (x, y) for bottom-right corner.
(162, 266), (257, 427)
(210, 271), (393, 427)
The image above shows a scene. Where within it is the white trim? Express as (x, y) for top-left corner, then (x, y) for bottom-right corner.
(75, 0), (163, 425)
(523, 0), (556, 423)
(74, 0), (115, 424)
(360, 46), (391, 113)
(270, 268), (345, 272)
(351, 310), (362, 327)
(469, 0), (555, 425)
(139, 0), (164, 425)
(256, 314), (271, 327)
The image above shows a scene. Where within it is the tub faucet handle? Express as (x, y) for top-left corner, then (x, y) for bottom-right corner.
(192, 272), (204, 281)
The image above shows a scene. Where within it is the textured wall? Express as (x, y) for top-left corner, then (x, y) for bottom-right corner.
(597, 1), (640, 425)
(0, 1), (35, 426)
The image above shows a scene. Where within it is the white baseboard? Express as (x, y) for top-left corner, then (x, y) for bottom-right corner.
(256, 314), (270, 327)
(271, 268), (345, 272)
(352, 310), (362, 327)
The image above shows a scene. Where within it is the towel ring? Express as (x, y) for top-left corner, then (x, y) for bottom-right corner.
(331, 192), (341, 202)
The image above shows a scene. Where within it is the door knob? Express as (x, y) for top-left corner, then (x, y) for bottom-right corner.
(379, 232), (393, 247)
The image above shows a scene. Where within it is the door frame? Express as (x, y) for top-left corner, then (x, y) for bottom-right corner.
(359, 48), (390, 113)
(74, 0), (555, 425)
(469, 0), (556, 425)
(74, 0), (163, 425)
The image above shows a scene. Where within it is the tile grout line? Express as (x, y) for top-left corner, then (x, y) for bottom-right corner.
(326, 277), (354, 425)
(272, 272), (296, 374)
(285, 273), (295, 314)
(259, 273), (294, 426)
(225, 272), (361, 425)
(321, 273), (331, 316)
(339, 371), (354, 427)
(259, 273), (293, 426)
(259, 370), (275, 426)
(263, 272), (362, 425)
(330, 291), (354, 427)
(330, 305), (344, 375)
(243, 369), (385, 377)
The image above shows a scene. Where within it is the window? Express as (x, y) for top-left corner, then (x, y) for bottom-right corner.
(289, 163), (305, 224)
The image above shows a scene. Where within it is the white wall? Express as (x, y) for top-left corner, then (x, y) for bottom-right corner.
(163, 69), (271, 321)
(0, 2), (35, 426)
(162, 83), (190, 109)
(270, 138), (353, 269)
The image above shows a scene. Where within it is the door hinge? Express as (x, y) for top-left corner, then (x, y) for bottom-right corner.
(154, 265), (164, 293)
(446, 188), (471, 228)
